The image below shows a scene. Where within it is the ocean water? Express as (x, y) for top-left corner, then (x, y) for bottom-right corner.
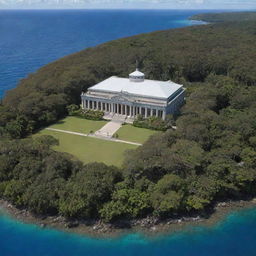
(1, 207), (256, 256)
(0, 9), (214, 98)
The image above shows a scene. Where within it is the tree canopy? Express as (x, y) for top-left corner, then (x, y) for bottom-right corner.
(0, 12), (256, 223)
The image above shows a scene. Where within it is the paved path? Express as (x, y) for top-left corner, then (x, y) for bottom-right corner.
(46, 128), (142, 146)
(94, 121), (122, 137)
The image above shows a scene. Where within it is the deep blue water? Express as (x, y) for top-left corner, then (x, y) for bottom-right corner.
(1, 207), (256, 256)
(0, 9), (217, 98)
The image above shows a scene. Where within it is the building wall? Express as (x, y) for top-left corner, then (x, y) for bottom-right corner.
(166, 89), (185, 115)
(81, 87), (185, 120)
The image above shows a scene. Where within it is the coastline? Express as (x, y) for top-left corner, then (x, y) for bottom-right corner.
(1, 198), (256, 239)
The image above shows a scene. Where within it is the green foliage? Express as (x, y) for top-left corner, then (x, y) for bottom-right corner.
(191, 12), (256, 23)
(133, 115), (173, 131)
(100, 189), (151, 222)
(34, 135), (59, 147)
(66, 104), (80, 116)
(3, 180), (28, 207)
(151, 174), (185, 217)
(80, 109), (104, 121)
(0, 13), (256, 222)
(59, 163), (122, 218)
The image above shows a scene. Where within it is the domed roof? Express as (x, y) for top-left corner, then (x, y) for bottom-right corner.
(129, 68), (145, 82)
(129, 68), (145, 77)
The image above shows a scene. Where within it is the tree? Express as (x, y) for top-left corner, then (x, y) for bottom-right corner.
(100, 189), (151, 222)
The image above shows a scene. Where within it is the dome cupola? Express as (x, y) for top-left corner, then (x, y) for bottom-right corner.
(129, 68), (145, 82)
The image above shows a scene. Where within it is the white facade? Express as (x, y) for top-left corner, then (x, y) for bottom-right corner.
(81, 69), (185, 121)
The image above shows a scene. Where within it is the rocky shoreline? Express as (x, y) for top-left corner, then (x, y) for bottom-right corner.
(1, 199), (256, 238)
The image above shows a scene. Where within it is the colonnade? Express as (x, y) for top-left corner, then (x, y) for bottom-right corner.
(82, 99), (166, 120)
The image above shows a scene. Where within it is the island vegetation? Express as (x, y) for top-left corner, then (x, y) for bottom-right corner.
(0, 12), (256, 226)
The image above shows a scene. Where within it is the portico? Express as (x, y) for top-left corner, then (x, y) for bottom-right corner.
(81, 98), (166, 120)
(81, 68), (185, 121)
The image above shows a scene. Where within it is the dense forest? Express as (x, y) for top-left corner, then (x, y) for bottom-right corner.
(191, 11), (256, 23)
(0, 12), (256, 222)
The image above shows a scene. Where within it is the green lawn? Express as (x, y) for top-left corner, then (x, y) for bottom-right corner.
(47, 116), (108, 134)
(35, 129), (137, 167)
(114, 124), (160, 144)
(34, 117), (157, 166)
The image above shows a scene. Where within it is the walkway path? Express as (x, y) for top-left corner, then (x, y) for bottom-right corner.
(94, 121), (122, 137)
(46, 128), (142, 146)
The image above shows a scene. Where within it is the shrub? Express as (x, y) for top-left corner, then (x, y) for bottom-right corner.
(81, 109), (104, 120)
(66, 104), (80, 116)
(113, 133), (119, 139)
(133, 115), (173, 131)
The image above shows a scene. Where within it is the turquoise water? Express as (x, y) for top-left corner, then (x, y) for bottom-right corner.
(0, 9), (214, 98)
(1, 207), (256, 255)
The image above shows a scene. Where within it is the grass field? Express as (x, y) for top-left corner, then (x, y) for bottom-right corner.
(114, 124), (159, 144)
(47, 116), (108, 134)
(36, 129), (137, 166)
(34, 117), (159, 166)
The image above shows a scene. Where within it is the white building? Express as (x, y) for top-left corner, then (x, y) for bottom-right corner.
(81, 69), (185, 121)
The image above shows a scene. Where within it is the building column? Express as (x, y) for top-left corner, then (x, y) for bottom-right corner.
(145, 108), (148, 118)
(125, 105), (127, 116)
(150, 108), (153, 116)
(156, 109), (159, 118)
(162, 110), (166, 120)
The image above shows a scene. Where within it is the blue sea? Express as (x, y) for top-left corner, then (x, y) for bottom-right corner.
(1, 207), (256, 256)
(0, 9), (215, 98)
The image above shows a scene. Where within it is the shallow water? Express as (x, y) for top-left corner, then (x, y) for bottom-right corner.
(1, 207), (256, 255)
